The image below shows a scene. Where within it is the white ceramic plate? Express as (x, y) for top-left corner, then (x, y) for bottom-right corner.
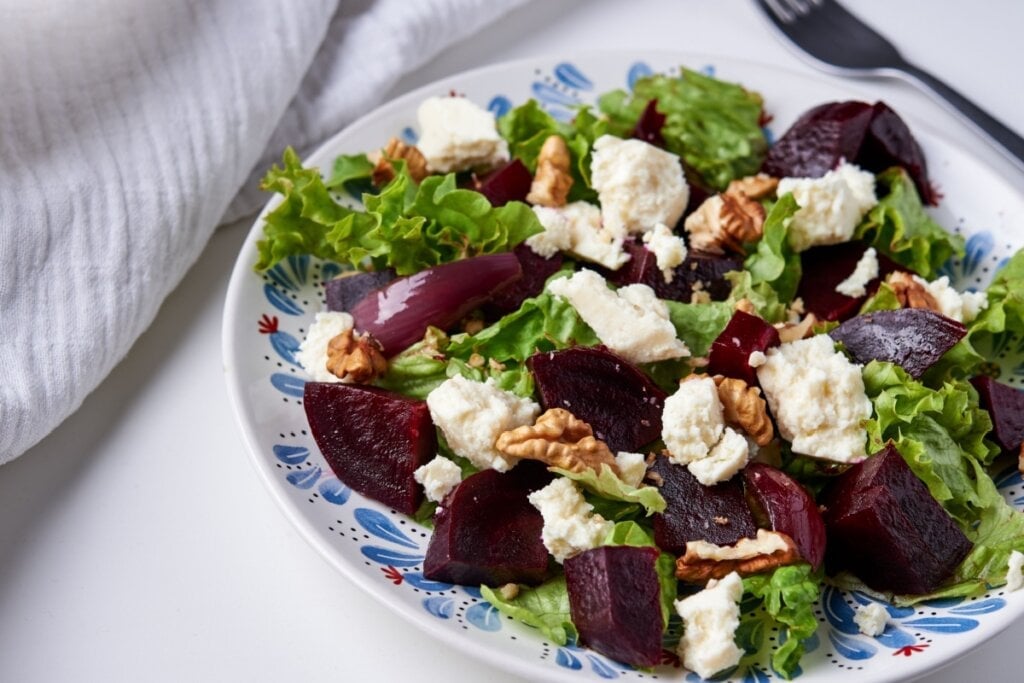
(223, 51), (1024, 683)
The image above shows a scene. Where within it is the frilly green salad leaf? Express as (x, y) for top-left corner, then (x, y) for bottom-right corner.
(664, 300), (734, 356)
(725, 270), (788, 324)
(598, 68), (767, 190)
(744, 193), (801, 304)
(855, 167), (965, 279)
(481, 578), (577, 646)
(256, 149), (543, 275)
(966, 247), (1024, 346)
(738, 564), (820, 680)
(553, 465), (666, 515)
(325, 152), (374, 193)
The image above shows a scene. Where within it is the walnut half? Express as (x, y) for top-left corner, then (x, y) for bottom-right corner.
(526, 135), (574, 208)
(684, 175), (774, 254)
(326, 330), (388, 383)
(675, 530), (800, 583)
(713, 376), (774, 446)
(887, 271), (941, 312)
(371, 137), (429, 186)
(495, 408), (618, 475)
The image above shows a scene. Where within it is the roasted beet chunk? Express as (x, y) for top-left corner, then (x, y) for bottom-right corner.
(325, 270), (396, 313)
(607, 243), (741, 303)
(423, 462), (552, 586)
(821, 444), (972, 594)
(859, 102), (936, 205)
(564, 545), (664, 667)
(650, 455), (758, 553)
(528, 346), (667, 452)
(707, 310), (781, 384)
(632, 99), (666, 147)
(303, 383), (436, 515)
(970, 376), (1024, 453)
(762, 101), (874, 179)
(744, 463), (826, 570)
(829, 308), (966, 379)
(472, 158), (533, 207)
(797, 241), (904, 322)
(483, 243), (564, 317)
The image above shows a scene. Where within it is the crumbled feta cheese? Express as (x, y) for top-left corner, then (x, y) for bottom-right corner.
(590, 135), (689, 237)
(425, 375), (539, 472)
(756, 335), (872, 463)
(777, 161), (877, 252)
(528, 477), (613, 563)
(642, 223), (688, 283)
(748, 351), (767, 368)
(835, 247), (879, 298)
(688, 427), (750, 486)
(413, 456), (463, 503)
(685, 529), (791, 562)
(528, 202), (630, 270)
(675, 572), (744, 679)
(854, 603), (889, 637)
(296, 311), (355, 382)
(662, 377), (725, 464)
(1008, 550), (1024, 592)
(416, 96), (509, 173)
(547, 269), (690, 363)
(913, 274), (989, 323)
(615, 451), (648, 488)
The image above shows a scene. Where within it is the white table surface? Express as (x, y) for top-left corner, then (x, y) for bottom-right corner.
(2, 1), (1022, 681)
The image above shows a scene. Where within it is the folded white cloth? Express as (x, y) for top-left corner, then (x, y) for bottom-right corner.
(0, 0), (530, 464)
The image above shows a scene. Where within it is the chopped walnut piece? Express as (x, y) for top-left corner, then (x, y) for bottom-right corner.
(498, 583), (520, 601)
(713, 516), (730, 526)
(675, 530), (800, 583)
(733, 298), (757, 315)
(887, 271), (941, 312)
(372, 137), (429, 186)
(495, 408), (618, 475)
(712, 376), (774, 446)
(726, 173), (779, 200)
(775, 312), (819, 343)
(467, 353), (486, 369)
(684, 189), (766, 255)
(326, 330), (388, 383)
(526, 135), (574, 207)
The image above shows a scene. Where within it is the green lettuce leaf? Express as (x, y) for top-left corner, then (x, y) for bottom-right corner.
(664, 300), (734, 356)
(725, 270), (788, 324)
(598, 68), (766, 190)
(739, 564), (820, 680)
(966, 247), (1024, 354)
(325, 153), (374, 193)
(855, 168), (965, 279)
(553, 465), (666, 515)
(954, 457), (1024, 586)
(744, 193), (801, 304)
(481, 578), (577, 646)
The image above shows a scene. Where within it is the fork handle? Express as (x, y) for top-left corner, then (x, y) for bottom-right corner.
(897, 62), (1024, 172)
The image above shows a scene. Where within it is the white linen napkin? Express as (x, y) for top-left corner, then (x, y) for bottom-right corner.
(0, 0), (530, 464)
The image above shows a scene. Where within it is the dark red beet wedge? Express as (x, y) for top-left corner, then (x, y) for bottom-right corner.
(324, 270), (396, 313)
(970, 376), (1024, 453)
(821, 444), (972, 594)
(483, 243), (564, 317)
(528, 346), (667, 452)
(744, 463), (826, 570)
(707, 310), (781, 385)
(303, 383), (436, 515)
(762, 101), (874, 179)
(350, 252), (522, 356)
(859, 102), (936, 205)
(650, 455), (758, 553)
(797, 242), (904, 322)
(472, 158), (533, 207)
(829, 308), (967, 379)
(607, 243), (741, 303)
(423, 462), (552, 586)
(632, 99), (666, 147)
(564, 545), (664, 667)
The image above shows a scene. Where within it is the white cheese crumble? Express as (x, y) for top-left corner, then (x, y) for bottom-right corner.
(854, 603), (889, 637)
(756, 335), (872, 464)
(835, 247), (879, 298)
(528, 477), (613, 563)
(547, 269), (690, 363)
(642, 222), (688, 283)
(1007, 550), (1024, 592)
(590, 135), (689, 237)
(528, 202), (630, 270)
(296, 311), (355, 383)
(415, 96), (509, 173)
(662, 377), (751, 485)
(675, 571), (744, 679)
(425, 375), (539, 472)
(685, 529), (791, 562)
(913, 274), (989, 323)
(413, 456), (463, 503)
(777, 161), (878, 252)
(615, 451), (648, 488)
(748, 351), (767, 368)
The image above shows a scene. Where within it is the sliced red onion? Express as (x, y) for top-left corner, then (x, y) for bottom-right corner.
(350, 252), (522, 356)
